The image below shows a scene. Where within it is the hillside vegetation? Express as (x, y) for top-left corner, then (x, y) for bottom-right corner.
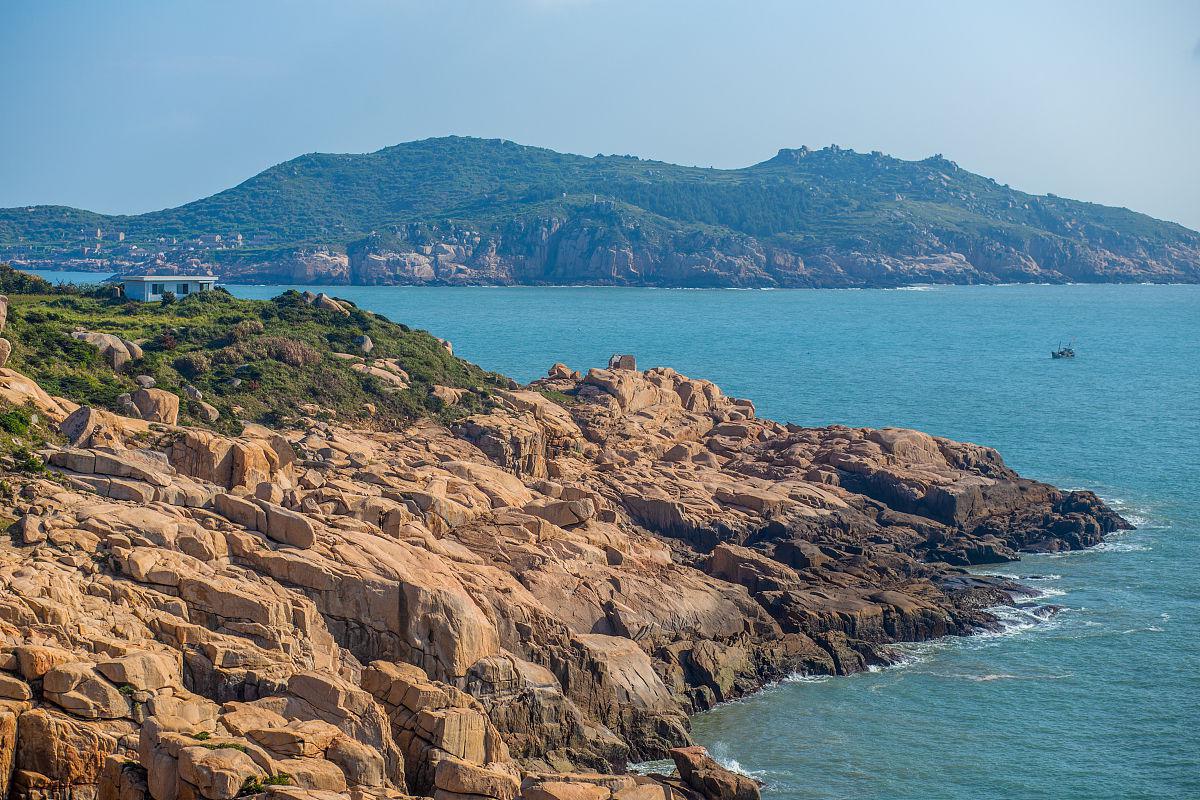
(2, 137), (1197, 286)
(0, 264), (506, 432)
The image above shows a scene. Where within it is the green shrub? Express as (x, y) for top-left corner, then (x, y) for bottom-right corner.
(262, 336), (321, 368)
(173, 352), (212, 378)
(10, 447), (45, 474)
(237, 773), (292, 797)
(229, 319), (265, 341)
(0, 407), (31, 436)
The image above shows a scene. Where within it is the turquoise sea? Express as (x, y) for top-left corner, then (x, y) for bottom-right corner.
(24, 273), (1200, 799)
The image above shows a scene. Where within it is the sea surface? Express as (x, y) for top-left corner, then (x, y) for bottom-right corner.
(24, 272), (1200, 799)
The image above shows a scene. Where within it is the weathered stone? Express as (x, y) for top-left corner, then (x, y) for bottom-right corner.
(96, 652), (180, 692)
(131, 388), (180, 424)
(177, 744), (264, 800)
(42, 662), (130, 719)
(670, 746), (759, 800)
(434, 757), (519, 800)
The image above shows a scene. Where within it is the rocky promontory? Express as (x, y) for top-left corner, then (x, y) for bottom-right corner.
(0, 285), (1129, 800)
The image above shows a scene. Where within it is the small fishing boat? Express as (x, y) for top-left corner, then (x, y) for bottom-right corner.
(1051, 341), (1075, 359)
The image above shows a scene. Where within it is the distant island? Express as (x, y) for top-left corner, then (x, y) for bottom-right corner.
(3, 136), (1198, 287)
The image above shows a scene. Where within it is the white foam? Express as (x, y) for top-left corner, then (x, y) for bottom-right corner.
(707, 742), (766, 781)
(627, 759), (674, 775)
(1091, 540), (1151, 553)
(782, 673), (832, 685)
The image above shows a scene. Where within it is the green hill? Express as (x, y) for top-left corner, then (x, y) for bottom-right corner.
(2, 137), (1197, 287)
(0, 264), (507, 433)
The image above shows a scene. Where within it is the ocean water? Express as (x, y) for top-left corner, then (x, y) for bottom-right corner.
(23, 272), (1200, 799)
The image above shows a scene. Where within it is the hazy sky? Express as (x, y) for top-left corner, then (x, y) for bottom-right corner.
(3, 0), (1198, 229)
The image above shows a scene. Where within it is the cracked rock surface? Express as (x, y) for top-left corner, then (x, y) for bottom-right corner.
(0, 355), (1126, 800)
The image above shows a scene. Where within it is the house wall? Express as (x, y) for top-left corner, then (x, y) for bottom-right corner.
(122, 280), (216, 301)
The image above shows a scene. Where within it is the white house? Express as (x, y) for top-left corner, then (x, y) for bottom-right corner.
(120, 275), (218, 301)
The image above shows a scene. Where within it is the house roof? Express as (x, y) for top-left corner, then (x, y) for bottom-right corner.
(120, 275), (218, 282)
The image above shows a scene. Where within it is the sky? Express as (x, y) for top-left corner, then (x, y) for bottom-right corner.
(2, 0), (1199, 230)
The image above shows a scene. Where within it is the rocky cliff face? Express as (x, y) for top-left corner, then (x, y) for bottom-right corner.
(210, 215), (1197, 287)
(0, 332), (1127, 799)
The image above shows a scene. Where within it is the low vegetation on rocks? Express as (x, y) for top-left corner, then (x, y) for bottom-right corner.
(0, 264), (507, 432)
(0, 265), (1129, 800)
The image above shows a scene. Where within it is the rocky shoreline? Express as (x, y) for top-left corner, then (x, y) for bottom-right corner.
(0, 290), (1129, 800)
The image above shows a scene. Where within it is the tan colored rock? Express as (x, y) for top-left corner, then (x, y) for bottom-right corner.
(523, 781), (612, 800)
(71, 330), (142, 370)
(434, 757), (519, 800)
(0, 673), (32, 701)
(313, 293), (350, 315)
(248, 719), (341, 757)
(433, 385), (467, 405)
(170, 428), (290, 489)
(96, 651), (180, 692)
(0, 368), (78, 421)
(13, 645), (75, 680)
(177, 744), (264, 800)
(523, 498), (595, 528)
(60, 405), (151, 448)
(219, 703), (289, 737)
(670, 746), (759, 800)
(16, 708), (117, 793)
(0, 710), (15, 800)
(42, 661), (130, 719)
(0, 338), (10, 368)
(132, 388), (180, 424)
(325, 733), (386, 788)
(196, 400), (221, 422)
(257, 499), (317, 548)
(275, 756), (349, 792)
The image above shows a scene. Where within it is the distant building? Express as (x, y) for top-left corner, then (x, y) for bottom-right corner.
(120, 274), (218, 301)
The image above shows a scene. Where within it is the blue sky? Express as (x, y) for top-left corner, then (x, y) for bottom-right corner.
(2, 0), (1198, 229)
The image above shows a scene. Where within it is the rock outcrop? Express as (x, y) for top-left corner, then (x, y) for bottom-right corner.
(0, 351), (1128, 800)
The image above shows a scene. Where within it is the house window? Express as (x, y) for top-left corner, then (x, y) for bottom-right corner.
(177, 283), (190, 295)
(151, 283), (164, 295)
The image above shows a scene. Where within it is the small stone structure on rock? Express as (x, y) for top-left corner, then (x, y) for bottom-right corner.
(607, 354), (637, 371)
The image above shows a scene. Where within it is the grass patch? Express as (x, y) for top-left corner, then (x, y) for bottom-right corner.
(1, 265), (510, 431)
(0, 400), (61, 474)
(536, 388), (578, 407)
(237, 773), (292, 796)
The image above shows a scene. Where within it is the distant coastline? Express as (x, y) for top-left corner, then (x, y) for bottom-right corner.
(4, 137), (1198, 289)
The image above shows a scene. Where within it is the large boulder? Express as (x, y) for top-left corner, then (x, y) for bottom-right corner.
(177, 744), (264, 800)
(670, 746), (760, 800)
(71, 330), (143, 370)
(59, 405), (150, 448)
(96, 651), (180, 692)
(16, 708), (118, 795)
(434, 757), (520, 800)
(0, 368), (78, 421)
(169, 429), (291, 490)
(41, 662), (130, 720)
(131, 388), (180, 424)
